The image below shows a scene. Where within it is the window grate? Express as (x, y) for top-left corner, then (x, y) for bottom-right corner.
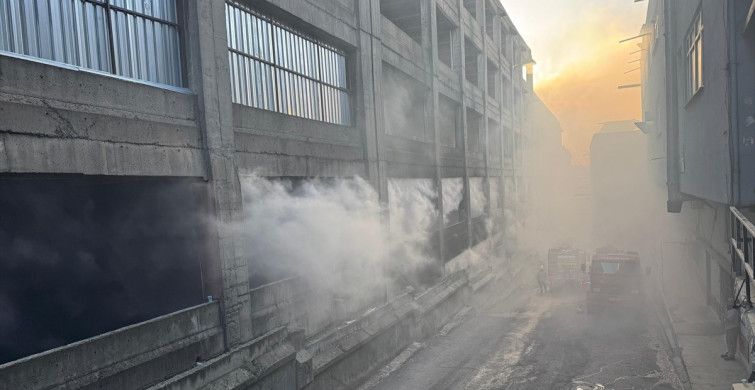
(225, 1), (351, 125)
(0, 0), (183, 87)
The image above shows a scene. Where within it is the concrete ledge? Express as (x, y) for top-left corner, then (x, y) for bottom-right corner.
(471, 268), (495, 292)
(380, 17), (426, 77)
(308, 271), (470, 390)
(307, 290), (417, 373)
(0, 132), (206, 176)
(0, 302), (224, 390)
(147, 327), (306, 390)
(247, 276), (309, 339)
(415, 271), (468, 315)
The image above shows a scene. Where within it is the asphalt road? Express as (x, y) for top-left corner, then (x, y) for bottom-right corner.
(361, 281), (682, 390)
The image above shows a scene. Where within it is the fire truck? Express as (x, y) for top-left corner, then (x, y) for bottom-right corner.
(546, 248), (587, 290)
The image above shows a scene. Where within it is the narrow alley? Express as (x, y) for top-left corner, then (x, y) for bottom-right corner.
(362, 268), (681, 390)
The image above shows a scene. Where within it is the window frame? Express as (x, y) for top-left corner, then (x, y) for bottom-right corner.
(435, 6), (457, 71)
(0, 0), (187, 88)
(225, 1), (352, 125)
(685, 10), (703, 102)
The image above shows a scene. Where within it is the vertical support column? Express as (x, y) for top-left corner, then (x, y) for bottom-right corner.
(358, 0), (390, 302)
(187, 0), (251, 348)
(735, 217), (742, 276)
(360, 0), (388, 202)
(746, 229), (753, 306)
(428, 0), (447, 276)
(480, 4), (491, 239)
(457, 0), (472, 255)
(428, 0), (448, 276)
(706, 251), (712, 306)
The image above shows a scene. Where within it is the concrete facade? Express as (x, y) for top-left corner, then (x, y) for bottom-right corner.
(640, 0), (755, 374)
(0, 0), (540, 388)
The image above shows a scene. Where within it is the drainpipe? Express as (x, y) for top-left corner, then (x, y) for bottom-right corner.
(664, 0), (683, 213)
(728, 0), (741, 207)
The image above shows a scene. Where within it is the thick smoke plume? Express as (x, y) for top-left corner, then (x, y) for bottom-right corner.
(442, 178), (464, 225)
(240, 175), (439, 313)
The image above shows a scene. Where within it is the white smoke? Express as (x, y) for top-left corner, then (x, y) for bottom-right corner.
(469, 177), (486, 219)
(442, 178), (464, 225)
(387, 178), (438, 238)
(489, 178), (501, 212)
(239, 174), (440, 315)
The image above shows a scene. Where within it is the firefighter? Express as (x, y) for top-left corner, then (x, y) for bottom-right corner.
(537, 264), (547, 294)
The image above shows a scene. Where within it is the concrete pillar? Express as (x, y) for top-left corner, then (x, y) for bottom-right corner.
(429, 0), (447, 275)
(456, 0), (472, 252)
(186, 0), (251, 348)
(359, 0), (388, 202)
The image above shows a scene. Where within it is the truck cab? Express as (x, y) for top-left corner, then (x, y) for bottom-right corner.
(585, 248), (646, 313)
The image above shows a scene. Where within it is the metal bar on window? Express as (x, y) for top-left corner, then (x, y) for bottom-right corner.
(228, 48), (348, 93)
(103, 0), (118, 74)
(81, 0), (178, 27)
(0, 0), (181, 86)
(225, 1), (350, 125)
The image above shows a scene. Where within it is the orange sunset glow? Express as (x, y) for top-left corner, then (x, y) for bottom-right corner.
(502, 0), (648, 165)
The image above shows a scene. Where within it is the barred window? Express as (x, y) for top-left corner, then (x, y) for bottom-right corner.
(226, 2), (351, 125)
(0, 0), (183, 87)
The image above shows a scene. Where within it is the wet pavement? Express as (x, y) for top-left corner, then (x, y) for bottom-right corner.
(361, 281), (682, 390)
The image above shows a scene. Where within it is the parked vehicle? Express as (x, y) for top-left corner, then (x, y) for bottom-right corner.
(547, 248), (587, 290)
(584, 247), (649, 313)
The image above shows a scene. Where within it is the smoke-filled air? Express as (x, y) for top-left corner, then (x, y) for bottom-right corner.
(239, 175), (445, 320)
(0, 0), (745, 388)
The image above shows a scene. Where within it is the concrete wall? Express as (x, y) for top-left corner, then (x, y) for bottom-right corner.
(674, 1), (731, 204)
(642, 0), (755, 204)
(309, 270), (472, 390)
(641, 0), (668, 188)
(0, 54), (204, 177)
(0, 302), (224, 390)
(640, 0), (755, 342)
(0, 0), (536, 386)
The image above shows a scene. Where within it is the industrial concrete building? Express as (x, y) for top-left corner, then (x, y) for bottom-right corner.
(0, 0), (543, 388)
(639, 0), (755, 370)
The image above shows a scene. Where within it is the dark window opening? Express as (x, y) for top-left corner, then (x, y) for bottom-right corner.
(463, 0), (477, 19)
(466, 108), (482, 152)
(501, 28), (509, 58)
(465, 38), (480, 86)
(436, 8), (456, 69)
(503, 126), (513, 157)
(0, 174), (209, 364)
(489, 118), (501, 159)
(502, 75), (512, 108)
(442, 178), (466, 227)
(439, 94), (460, 148)
(487, 59), (498, 98)
(515, 132), (522, 154)
(485, 1), (496, 40)
(380, 0), (423, 44)
(382, 63), (429, 141)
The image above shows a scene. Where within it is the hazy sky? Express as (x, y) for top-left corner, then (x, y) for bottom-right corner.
(501, 0), (648, 165)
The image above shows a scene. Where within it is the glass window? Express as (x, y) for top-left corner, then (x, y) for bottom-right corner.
(226, 2), (350, 125)
(686, 11), (703, 99)
(0, 0), (183, 87)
